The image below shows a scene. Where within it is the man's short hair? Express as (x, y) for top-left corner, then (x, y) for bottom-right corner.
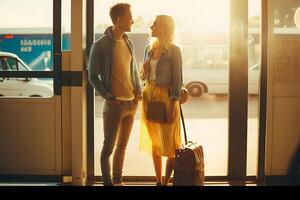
(109, 3), (131, 25)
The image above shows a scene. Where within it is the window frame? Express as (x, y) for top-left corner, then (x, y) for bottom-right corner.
(86, 0), (268, 183)
(0, 0), (62, 97)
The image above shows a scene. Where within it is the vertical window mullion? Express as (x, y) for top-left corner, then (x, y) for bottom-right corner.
(53, 0), (62, 96)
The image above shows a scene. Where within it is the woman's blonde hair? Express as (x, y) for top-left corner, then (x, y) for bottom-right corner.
(150, 15), (176, 51)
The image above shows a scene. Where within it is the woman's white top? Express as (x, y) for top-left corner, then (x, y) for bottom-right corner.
(149, 58), (159, 80)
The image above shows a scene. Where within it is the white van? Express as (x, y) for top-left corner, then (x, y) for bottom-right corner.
(182, 45), (259, 97)
(183, 64), (259, 97)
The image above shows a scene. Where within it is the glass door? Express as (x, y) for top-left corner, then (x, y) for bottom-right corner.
(93, 0), (230, 178)
(87, 0), (264, 182)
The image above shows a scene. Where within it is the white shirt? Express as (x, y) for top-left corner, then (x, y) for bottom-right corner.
(111, 39), (135, 101)
(149, 58), (158, 80)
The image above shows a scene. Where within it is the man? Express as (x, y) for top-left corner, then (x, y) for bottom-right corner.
(88, 3), (142, 186)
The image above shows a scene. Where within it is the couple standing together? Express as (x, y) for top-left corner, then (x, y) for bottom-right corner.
(88, 3), (183, 186)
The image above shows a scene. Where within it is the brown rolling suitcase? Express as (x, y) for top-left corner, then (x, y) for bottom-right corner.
(173, 106), (205, 186)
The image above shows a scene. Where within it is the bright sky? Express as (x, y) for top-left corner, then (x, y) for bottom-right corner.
(95, 0), (231, 33)
(0, 0), (261, 33)
(0, 0), (70, 32)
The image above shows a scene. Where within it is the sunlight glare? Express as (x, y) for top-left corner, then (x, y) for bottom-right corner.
(94, 0), (229, 34)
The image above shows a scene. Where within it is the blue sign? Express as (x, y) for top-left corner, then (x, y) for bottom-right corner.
(0, 34), (70, 71)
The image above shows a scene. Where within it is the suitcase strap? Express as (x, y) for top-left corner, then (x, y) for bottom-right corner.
(180, 105), (188, 145)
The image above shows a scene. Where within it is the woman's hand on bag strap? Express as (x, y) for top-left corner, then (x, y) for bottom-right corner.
(179, 87), (189, 104)
(133, 94), (142, 103)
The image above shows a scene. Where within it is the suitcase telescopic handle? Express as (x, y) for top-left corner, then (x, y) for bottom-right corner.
(180, 105), (188, 145)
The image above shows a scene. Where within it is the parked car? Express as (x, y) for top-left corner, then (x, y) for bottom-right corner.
(183, 63), (259, 97)
(0, 52), (53, 97)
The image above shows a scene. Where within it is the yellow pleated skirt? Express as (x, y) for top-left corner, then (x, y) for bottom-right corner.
(139, 80), (181, 158)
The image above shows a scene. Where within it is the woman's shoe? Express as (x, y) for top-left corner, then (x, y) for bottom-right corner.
(113, 182), (125, 186)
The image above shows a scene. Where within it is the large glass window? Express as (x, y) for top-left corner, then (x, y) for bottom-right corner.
(274, 0), (300, 34)
(247, 0), (261, 176)
(94, 0), (230, 176)
(0, 0), (54, 98)
(62, 0), (71, 51)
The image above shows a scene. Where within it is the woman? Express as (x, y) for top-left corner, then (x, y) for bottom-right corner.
(139, 15), (183, 186)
